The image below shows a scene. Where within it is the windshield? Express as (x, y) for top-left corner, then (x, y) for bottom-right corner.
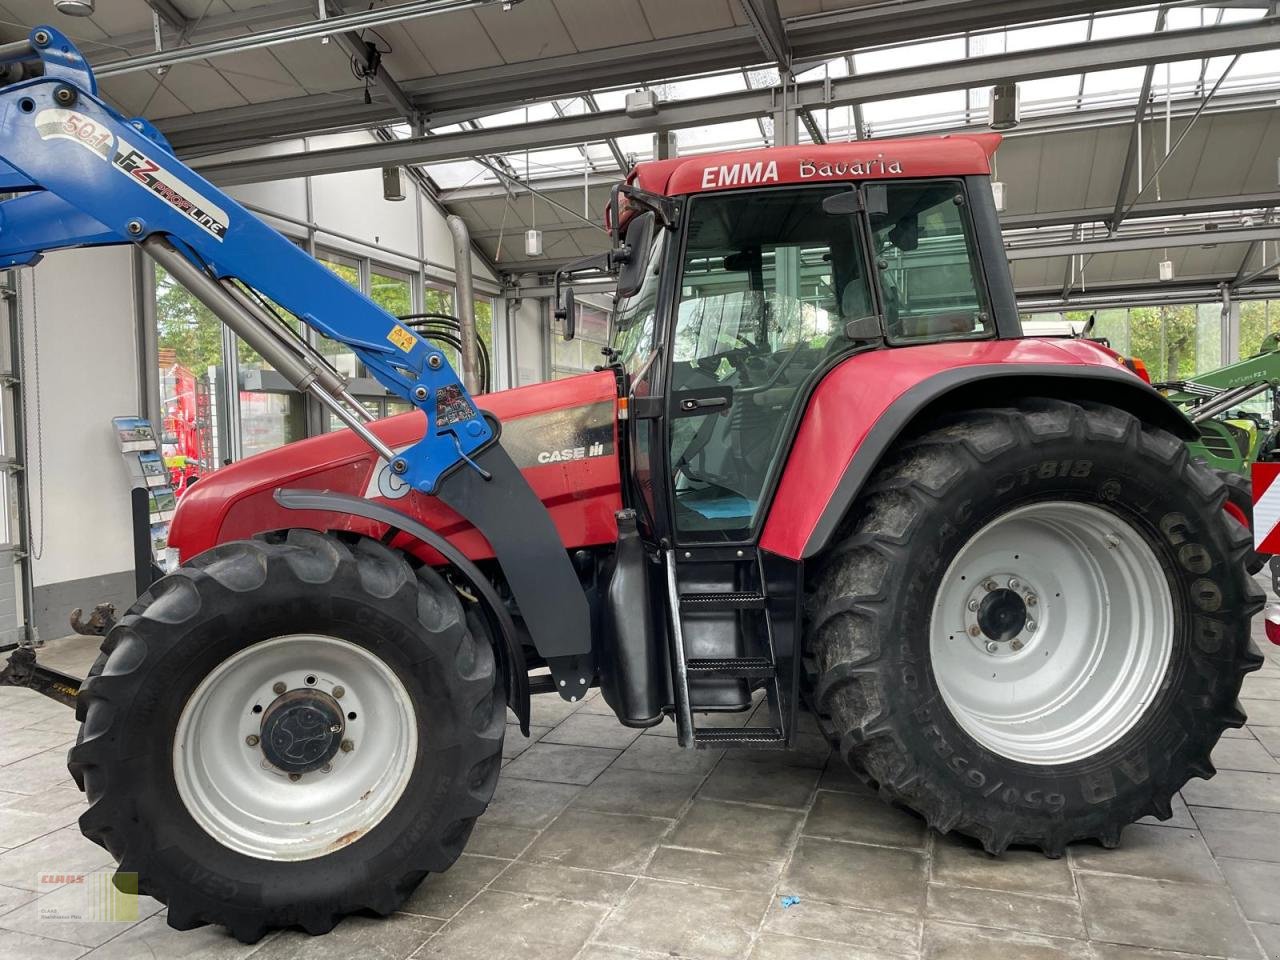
(667, 185), (871, 540)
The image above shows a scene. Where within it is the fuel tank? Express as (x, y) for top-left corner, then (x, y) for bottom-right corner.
(169, 370), (623, 564)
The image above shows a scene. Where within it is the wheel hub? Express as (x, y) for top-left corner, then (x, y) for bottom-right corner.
(977, 587), (1027, 642)
(259, 689), (345, 774)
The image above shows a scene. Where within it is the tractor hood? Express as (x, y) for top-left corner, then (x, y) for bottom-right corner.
(169, 370), (623, 564)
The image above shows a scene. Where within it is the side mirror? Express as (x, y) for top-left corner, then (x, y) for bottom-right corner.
(615, 211), (655, 299)
(554, 285), (577, 342)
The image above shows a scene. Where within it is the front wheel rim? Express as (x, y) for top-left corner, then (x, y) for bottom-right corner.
(928, 501), (1174, 766)
(173, 634), (418, 861)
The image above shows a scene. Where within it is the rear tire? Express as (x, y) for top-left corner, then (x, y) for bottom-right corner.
(68, 529), (504, 942)
(805, 398), (1263, 855)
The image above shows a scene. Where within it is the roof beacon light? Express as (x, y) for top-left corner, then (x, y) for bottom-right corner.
(54, 0), (94, 15)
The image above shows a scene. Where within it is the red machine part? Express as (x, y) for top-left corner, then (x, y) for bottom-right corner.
(760, 336), (1148, 560)
(169, 370), (622, 565)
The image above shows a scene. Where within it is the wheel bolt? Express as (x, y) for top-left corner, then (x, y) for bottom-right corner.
(272, 681), (287, 695)
(983, 579), (997, 592)
(968, 624), (981, 637)
(332, 685), (345, 700)
(340, 739), (354, 753)
(985, 640), (999, 654)
(1026, 594), (1038, 607)
(329, 724), (342, 733)
(1105, 534), (1120, 549)
(1010, 639), (1024, 651)
(321, 763), (332, 774)
(966, 599), (978, 612)
(288, 773), (301, 782)
(1026, 619), (1037, 632)
(1008, 578), (1021, 590)
(245, 734), (259, 747)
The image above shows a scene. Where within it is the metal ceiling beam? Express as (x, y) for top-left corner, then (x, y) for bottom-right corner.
(328, 25), (420, 127)
(94, 0), (509, 79)
(738, 0), (792, 74)
(1109, 6), (1167, 231)
(584, 94), (630, 172)
(191, 17), (1280, 185)
(1000, 192), (1280, 229)
(143, 0), (191, 31)
(155, 0), (1153, 149)
(1005, 224), (1280, 261)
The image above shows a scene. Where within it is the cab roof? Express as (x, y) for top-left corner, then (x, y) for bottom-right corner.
(626, 133), (1001, 199)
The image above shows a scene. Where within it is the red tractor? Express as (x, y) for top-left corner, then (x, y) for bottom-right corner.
(7, 91), (1254, 937)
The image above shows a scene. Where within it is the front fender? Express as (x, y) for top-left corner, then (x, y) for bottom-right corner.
(760, 338), (1193, 561)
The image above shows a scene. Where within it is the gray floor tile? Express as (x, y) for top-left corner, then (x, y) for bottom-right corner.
(502, 743), (620, 786)
(782, 836), (926, 915)
(816, 758), (872, 794)
(0, 804), (90, 860)
(1221, 858), (1280, 924)
(1223, 727), (1257, 740)
(1244, 700), (1280, 727)
(483, 777), (583, 829)
(541, 714), (642, 750)
(1252, 725), (1280, 758)
(762, 895), (920, 955)
(84, 912), (268, 960)
(595, 878), (770, 960)
(802, 789), (926, 849)
(1137, 792), (1195, 829)
(926, 883), (1085, 940)
(645, 846), (783, 893)
(734, 733), (830, 769)
(750, 931), (903, 960)
(1069, 825), (1223, 884)
(464, 823), (537, 860)
(0, 827), (113, 892)
(1089, 945), (1241, 960)
(1192, 806), (1280, 863)
(488, 861), (633, 906)
(502, 725), (550, 761)
(1215, 737), (1280, 773)
(613, 735), (724, 776)
(522, 809), (669, 873)
(1077, 873), (1258, 957)
(667, 799), (803, 860)
(921, 920), (1090, 960)
(0, 880), (163, 948)
(398, 855), (508, 920)
(0, 729), (72, 768)
(930, 837), (1075, 898)
(0, 927), (87, 960)
(698, 759), (820, 809)
(1250, 921), (1280, 960)
(419, 890), (604, 960)
(1182, 770), (1280, 814)
(248, 913), (438, 960)
(0, 747), (77, 798)
(526, 695), (584, 728)
(571, 766), (702, 819)
(1242, 676), (1280, 701)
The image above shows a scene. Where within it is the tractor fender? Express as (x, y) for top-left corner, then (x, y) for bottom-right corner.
(273, 488), (532, 733)
(760, 352), (1194, 562)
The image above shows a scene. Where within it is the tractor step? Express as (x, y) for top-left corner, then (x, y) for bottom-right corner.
(687, 657), (775, 678)
(679, 591), (766, 611)
(693, 726), (786, 746)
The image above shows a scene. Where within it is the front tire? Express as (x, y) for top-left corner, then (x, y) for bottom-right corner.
(68, 530), (504, 942)
(806, 398), (1263, 855)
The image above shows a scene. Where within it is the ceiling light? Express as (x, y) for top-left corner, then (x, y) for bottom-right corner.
(54, 0), (94, 15)
(381, 167), (405, 202)
(525, 229), (543, 257)
(1159, 259), (1174, 282)
(989, 83), (1020, 131)
(990, 181), (1006, 211)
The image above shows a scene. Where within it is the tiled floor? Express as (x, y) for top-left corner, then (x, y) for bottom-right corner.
(3, 613), (1280, 959)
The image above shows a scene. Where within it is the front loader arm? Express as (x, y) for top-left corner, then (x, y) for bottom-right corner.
(0, 26), (594, 696)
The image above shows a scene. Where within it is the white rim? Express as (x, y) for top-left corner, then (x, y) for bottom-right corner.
(928, 501), (1174, 765)
(173, 634), (418, 861)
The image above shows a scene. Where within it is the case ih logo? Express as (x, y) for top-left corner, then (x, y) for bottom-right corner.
(113, 140), (229, 241)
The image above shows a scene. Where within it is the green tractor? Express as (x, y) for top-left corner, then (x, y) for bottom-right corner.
(1158, 333), (1280, 572)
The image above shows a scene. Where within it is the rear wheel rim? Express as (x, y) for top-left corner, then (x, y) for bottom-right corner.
(928, 501), (1174, 765)
(173, 634), (418, 861)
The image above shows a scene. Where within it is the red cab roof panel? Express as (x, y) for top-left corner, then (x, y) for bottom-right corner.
(627, 133), (1001, 199)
